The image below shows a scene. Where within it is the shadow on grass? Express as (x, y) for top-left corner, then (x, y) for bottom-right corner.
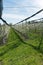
(23, 41), (43, 54)
(0, 27), (43, 57)
(0, 41), (21, 57)
(13, 28), (43, 54)
(0, 27), (23, 57)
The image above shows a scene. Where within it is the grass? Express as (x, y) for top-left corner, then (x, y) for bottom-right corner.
(0, 28), (43, 65)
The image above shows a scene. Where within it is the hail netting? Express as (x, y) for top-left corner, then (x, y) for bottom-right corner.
(13, 9), (43, 50)
(1, 9), (43, 49)
(14, 9), (43, 39)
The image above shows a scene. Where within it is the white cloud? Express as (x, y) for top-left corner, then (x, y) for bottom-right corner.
(34, 0), (43, 8)
(2, 13), (27, 20)
(2, 0), (43, 24)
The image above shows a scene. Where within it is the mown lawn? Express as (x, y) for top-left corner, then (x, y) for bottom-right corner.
(0, 28), (43, 65)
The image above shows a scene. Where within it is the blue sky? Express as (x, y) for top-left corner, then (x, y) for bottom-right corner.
(1, 0), (43, 24)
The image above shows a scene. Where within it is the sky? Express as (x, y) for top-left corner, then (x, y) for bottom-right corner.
(0, 0), (43, 24)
